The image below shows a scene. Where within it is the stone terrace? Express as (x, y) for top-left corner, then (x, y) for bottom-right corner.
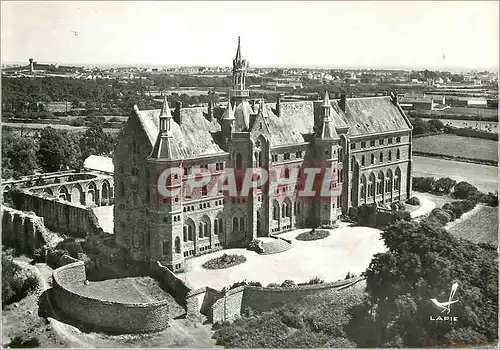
(179, 223), (386, 290)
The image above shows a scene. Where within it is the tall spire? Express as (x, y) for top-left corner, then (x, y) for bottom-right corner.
(160, 95), (171, 118)
(150, 96), (181, 159)
(235, 36), (242, 61)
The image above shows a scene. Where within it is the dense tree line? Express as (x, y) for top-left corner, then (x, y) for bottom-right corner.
(1, 120), (117, 180)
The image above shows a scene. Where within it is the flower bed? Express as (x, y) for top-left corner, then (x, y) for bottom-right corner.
(296, 229), (330, 241)
(202, 253), (247, 270)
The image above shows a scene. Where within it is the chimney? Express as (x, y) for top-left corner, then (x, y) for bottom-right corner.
(350, 92), (355, 98)
(207, 100), (214, 121)
(390, 91), (398, 105)
(275, 95), (281, 117)
(29, 58), (34, 72)
(174, 101), (182, 124)
(339, 94), (346, 112)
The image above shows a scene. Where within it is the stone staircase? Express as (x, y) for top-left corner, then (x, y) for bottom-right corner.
(260, 238), (293, 255)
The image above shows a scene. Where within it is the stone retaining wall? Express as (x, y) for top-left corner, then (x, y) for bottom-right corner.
(2, 205), (47, 253)
(10, 190), (97, 237)
(210, 277), (363, 323)
(150, 261), (193, 307)
(52, 261), (170, 334)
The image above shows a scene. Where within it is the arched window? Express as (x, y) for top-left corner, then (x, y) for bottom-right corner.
(379, 152), (383, 163)
(368, 173), (376, 197)
(214, 220), (218, 235)
(388, 150), (392, 162)
(377, 172), (384, 195)
(183, 226), (187, 242)
(395, 168), (401, 191)
(199, 223), (203, 238)
(233, 217), (239, 232)
(397, 149), (401, 160)
(360, 175), (367, 198)
(282, 204), (286, 218)
(236, 153), (243, 168)
(361, 155), (365, 166)
(284, 168), (290, 178)
(273, 201), (279, 220)
(351, 156), (355, 171)
(385, 170), (393, 192)
(370, 154), (375, 165)
(258, 152), (263, 167)
(175, 237), (181, 254)
(239, 217), (245, 232)
(218, 218), (224, 233)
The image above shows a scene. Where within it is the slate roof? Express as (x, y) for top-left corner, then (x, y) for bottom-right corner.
(133, 96), (410, 155)
(134, 106), (224, 159)
(340, 96), (411, 136)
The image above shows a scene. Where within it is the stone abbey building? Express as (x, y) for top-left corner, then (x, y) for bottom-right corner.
(114, 38), (413, 271)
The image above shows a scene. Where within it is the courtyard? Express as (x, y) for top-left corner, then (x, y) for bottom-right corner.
(178, 223), (387, 290)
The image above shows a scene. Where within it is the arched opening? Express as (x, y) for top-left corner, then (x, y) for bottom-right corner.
(385, 169), (393, 193)
(183, 226), (187, 242)
(239, 217), (245, 232)
(377, 171), (384, 195)
(284, 198), (292, 217)
(368, 173), (375, 198)
(201, 216), (211, 237)
(361, 155), (365, 166)
(184, 218), (195, 241)
(58, 186), (69, 201)
(71, 184), (84, 204)
(360, 174), (367, 199)
(232, 217), (239, 232)
(87, 182), (97, 205)
(395, 167), (401, 192)
(273, 200), (280, 220)
(101, 180), (110, 201)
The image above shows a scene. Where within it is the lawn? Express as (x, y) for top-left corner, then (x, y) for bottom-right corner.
(413, 134), (497, 162)
(448, 205), (498, 247)
(413, 156), (498, 194)
(77, 276), (172, 303)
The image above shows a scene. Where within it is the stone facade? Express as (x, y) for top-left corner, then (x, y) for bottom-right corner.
(1, 206), (47, 253)
(113, 38), (413, 272)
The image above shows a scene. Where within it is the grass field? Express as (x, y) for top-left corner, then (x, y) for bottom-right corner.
(77, 276), (171, 303)
(421, 118), (498, 133)
(413, 134), (498, 162)
(448, 205), (498, 247)
(413, 156), (498, 194)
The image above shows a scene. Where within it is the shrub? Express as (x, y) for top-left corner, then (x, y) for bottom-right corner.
(202, 253), (247, 270)
(412, 177), (435, 192)
(2, 253), (39, 306)
(429, 208), (452, 225)
(406, 197), (421, 206)
(267, 283), (280, 288)
(9, 335), (41, 348)
(281, 279), (296, 288)
(296, 229), (330, 241)
(393, 210), (412, 222)
(453, 181), (480, 199)
(281, 311), (304, 329)
(442, 200), (477, 219)
(433, 177), (456, 194)
(391, 201), (406, 210)
(55, 238), (83, 259)
(356, 203), (377, 226)
(247, 239), (263, 253)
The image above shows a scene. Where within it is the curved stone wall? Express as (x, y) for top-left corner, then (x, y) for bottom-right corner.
(210, 277), (363, 323)
(52, 261), (170, 333)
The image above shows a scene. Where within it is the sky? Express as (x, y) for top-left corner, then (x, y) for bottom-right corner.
(1, 1), (499, 71)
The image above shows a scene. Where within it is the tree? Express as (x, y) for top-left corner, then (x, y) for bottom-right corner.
(427, 119), (444, 132)
(347, 219), (498, 347)
(38, 126), (81, 172)
(79, 119), (116, 160)
(1, 130), (38, 179)
(410, 118), (430, 135)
